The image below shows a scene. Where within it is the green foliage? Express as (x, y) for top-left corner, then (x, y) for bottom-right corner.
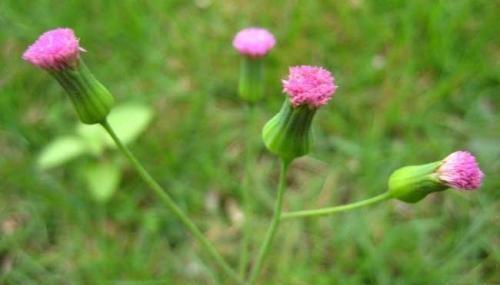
(103, 103), (154, 147)
(77, 102), (154, 152)
(0, 0), (498, 284)
(84, 161), (121, 203)
(37, 136), (87, 169)
(36, 103), (153, 202)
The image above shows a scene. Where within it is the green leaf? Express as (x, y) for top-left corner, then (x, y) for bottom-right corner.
(37, 136), (87, 169)
(104, 103), (154, 147)
(77, 124), (108, 156)
(84, 161), (121, 203)
(76, 103), (154, 151)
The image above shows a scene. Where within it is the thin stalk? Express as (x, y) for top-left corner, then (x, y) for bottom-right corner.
(248, 159), (290, 285)
(281, 192), (391, 220)
(238, 105), (257, 278)
(100, 120), (243, 285)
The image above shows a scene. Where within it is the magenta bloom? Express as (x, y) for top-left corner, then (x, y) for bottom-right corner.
(282, 66), (337, 108)
(22, 28), (82, 70)
(437, 151), (484, 190)
(232, 28), (276, 58)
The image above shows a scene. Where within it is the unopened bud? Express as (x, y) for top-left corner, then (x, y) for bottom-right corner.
(262, 65), (337, 161)
(23, 28), (114, 124)
(388, 151), (484, 203)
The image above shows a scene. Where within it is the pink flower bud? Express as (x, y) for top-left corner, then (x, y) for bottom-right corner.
(22, 28), (113, 124)
(388, 150), (484, 203)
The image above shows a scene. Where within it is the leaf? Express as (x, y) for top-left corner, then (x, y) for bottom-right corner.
(75, 103), (154, 150)
(77, 124), (108, 156)
(84, 161), (121, 203)
(37, 136), (87, 169)
(104, 103), (154, 147)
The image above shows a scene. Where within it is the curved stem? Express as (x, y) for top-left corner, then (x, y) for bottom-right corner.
(248, 159), (290, 285)
(281, 192), (391, 220)
(238, 105), (258, 277)
(100, 120), (243, 285)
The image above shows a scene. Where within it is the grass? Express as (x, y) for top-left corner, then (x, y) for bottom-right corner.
(1, 0), (499, 284)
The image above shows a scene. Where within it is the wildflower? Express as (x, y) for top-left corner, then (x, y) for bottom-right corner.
(262, 66), (337, 161)
(23, 28), (114, 124)
(388, 151), (484, 203)
(233, 28), (276, 103)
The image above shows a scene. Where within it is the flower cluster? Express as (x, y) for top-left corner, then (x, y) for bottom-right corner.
(22, 25), (486, 285)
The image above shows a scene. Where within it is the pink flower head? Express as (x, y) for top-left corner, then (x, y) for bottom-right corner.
(282, 65), (337, 108)
(22, 28), (83, 70)
(437, 151), (484, 190)
(232, 28), (276, 58)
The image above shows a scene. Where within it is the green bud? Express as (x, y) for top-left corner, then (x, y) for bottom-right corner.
(50, 60), (114, 124)
(238, 57), (263, 103)
(387, 161), (447, 203)
(262, 100), (316, 161)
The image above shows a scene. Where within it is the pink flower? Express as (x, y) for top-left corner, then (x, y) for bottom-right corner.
(22, 28), (83, 70)
(437, 151), (484, 190)
(282, 66), (337, 108)
(232, 28), (276, 58)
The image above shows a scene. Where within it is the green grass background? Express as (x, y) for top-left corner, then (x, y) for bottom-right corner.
(1, 0), (499, 284)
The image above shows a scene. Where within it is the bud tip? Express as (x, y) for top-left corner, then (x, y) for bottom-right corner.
(282, 65), (337, 108)
(437, 151), (484, 190)
(233, 27), (276, 58)
(23, 28), (82, 71)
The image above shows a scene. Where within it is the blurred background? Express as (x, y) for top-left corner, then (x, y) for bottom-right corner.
(1, 1), (499, 284)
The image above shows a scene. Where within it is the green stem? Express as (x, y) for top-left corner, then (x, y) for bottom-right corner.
(100, 120), (243, 285)
(248, 159), (290, 284)
(280, 192), (391, 220)
(238, 105), (257, 277)
(239, 57), (263, 103)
